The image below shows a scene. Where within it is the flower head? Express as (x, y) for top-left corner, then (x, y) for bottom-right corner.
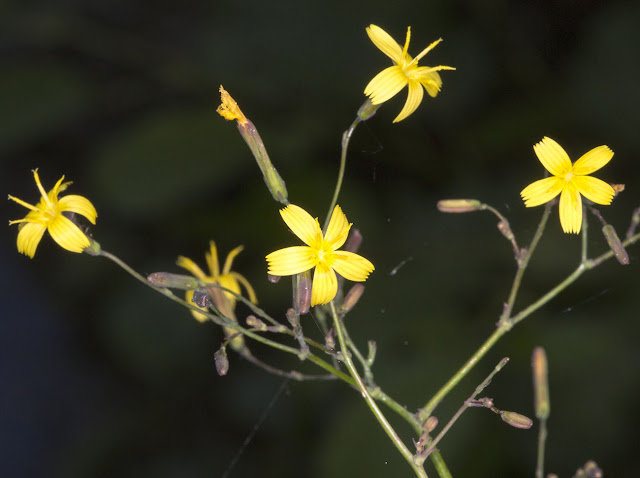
(8, 169), (97, 258)
(266, 204), (375, 306)
(216, 85), (248, 125)
(520, 137), (616, 234)
(177, 241), (257, 322)
(364, 24), (455, 123)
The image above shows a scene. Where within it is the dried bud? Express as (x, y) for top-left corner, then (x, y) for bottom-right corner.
(340, 284), (365, 314)
(602, 224), (630, 265)
(500, 411), (533, 429)
(147, 272), (200, 290)
(246, 315), (266, 330)
(357, 98), (380, 121)
(286, 308), (299, 328)
(267, 273), (282, 284)
(424, 416), (438, 434)
(497, 219), (514, 241)
(324, 328), (336, 350)
(214, 346), (229, 376)
(532, 346), (550, 420)
(293, 271), (311, 315)
(437, 199), (482, 213)
(191, 289), (211, 308)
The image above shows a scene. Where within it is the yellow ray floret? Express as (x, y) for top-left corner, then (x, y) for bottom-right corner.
(8, 169), (97, 258)
(266, 204), (375, 306)
(177, 241), (257, 322)
(364, 24), (455, 123)
(520, 137), (615, 234)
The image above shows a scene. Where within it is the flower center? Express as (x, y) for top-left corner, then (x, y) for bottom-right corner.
(564, 172), (574, 182)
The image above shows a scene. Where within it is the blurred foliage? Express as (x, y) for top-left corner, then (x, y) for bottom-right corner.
(2, 1), (640, 477)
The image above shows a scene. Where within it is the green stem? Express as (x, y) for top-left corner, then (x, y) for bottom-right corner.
(323, 116), (361, 232)
(535, 418), (548, 478)
(329, 302), (428, 478)
(419, 213), (640, 422)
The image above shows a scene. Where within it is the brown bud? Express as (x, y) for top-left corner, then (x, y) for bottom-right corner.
(246, 315), (266, 330)
(424, 416), (438, 434)
(324, 328), (336, 350)
(214, 347), (229, 376)
(500, 411), (533, 429)
(602, 224), (630, 265)
(344, 228), (363, 254)
(267, 273), (282, 284)
(437, 199), (482, 213)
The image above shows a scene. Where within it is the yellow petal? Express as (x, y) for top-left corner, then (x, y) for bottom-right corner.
(205, 241), (221, 277)
(216, 274), (242, 304)
(222, 244), (244, 275)
(573, 176), (615, 205)
(414, 69), (443, 97)
(311, 263), (338, 306)
(279, 204), (322, 247)
(394, 80), (424, 123)
(47, 215), (91, 252)
(533, 137), (572, 177)
(520, 176), (564, 207)
(324, 205), (351, 250)
(185, 290), (209, 322)
(366, 24), (403, 63)
(230, 271), (258, 304)
(331, 251), (375, 281)
(572, 145), (613, 175)
(266, 246), (316, 276)
(16, 221), (47, 258)
(176, 256), (209, 280)
(58, 195), (98, 224)
(364, 66), (408, 105)
(558, 183), (582, 234)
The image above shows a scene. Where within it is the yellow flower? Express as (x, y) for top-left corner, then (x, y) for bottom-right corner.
(364, 24), (455, 123)
(520, 137), (616, 234)
(8, 169), (97, 258)
(216, 85), (247, 125)
(266, 204), (375, 306)
(177, 241), (257, 322)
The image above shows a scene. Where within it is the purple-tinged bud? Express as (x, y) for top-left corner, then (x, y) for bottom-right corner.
(437, 199), (482, 213)
(214, 346), (229, 376)
(532, 347), (550, 420)
(246, 315), (266, 330)
(293, 271), (311, 315)
(344, 228), (363, 254)
(286, 308), (299, 328)
(500, 411), (533, 429)
(340, 283), (365, 314)
(267, 273), (281, 284)
(147, 272), (199, 290)
(602, 225), (630, 265)
(581, 461), (603, 478)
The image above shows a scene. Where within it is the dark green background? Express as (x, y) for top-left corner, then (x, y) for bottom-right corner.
(2, 1), (640, 477)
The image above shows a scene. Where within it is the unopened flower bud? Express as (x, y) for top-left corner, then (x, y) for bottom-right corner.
(344, 228), (363, 254)
(532, 346), (550, 420)
(214, 346), (229, 376)
(500, 411), (533, 429)
(217, 86), (288, 204)
(424, 416), (438, 434)
(602, 224), (629, 265)
(357, 98), (380, 121)
(325, 328), (335, 350)
(267, 273), (282, 284)
(286, 308), (299, 328)
(293, 271), (311, 315)
(246, 315), (266, 330)
(437, 199), (482, 213)
(340, 283), (365, 314)
(147, 272), (200, 290)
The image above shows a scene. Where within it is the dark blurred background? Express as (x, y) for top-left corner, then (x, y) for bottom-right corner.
(2, 1), (640, 477)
